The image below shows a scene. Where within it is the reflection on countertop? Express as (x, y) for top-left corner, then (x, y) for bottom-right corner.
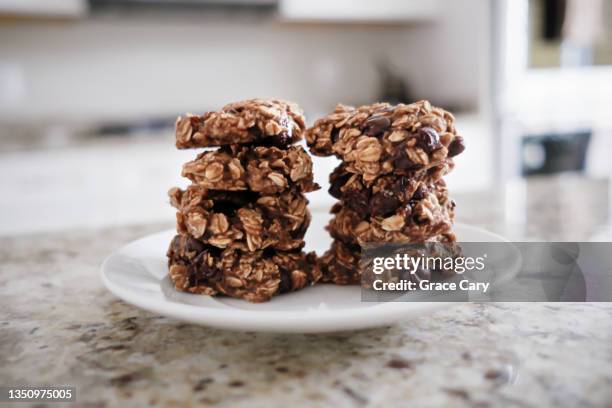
(1, 177), (611, 407)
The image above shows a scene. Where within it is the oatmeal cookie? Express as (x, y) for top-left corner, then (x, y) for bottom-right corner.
(181, 145), (319, 194)
(328, 162), (454, 217)
(167, 234), (321, 302)
(318, 240), (362, 285)
(320, 238), (459, 285)
(175, 99), (305, 149)
(327, 181), (456, 246)
(169, 185), (311, 251)
(306, 100), (466, 182)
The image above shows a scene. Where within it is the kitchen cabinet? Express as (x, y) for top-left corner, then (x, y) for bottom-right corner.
(279, 0), (439, 24)
(0, 0), (86, 18)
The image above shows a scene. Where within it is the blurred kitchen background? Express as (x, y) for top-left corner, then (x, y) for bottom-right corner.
(0, 0), (611, 238)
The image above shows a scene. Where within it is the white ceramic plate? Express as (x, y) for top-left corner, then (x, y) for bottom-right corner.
(101, 215), (516, 333)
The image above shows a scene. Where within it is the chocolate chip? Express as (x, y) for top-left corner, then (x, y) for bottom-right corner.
(170, 235), (182, 254)
(292, 220), (309, 239)
(328, 169), (352, 199)
(211, 191), (258, 215)
(247, 125), (262, 138)
(266, 131), (293, 148)
(418, 127), (441, 153)
(362, 115), (390, 137)
(331, 127), (341, 143)
(262, 247), (276, 257)
(370, 193), (400, 217)
(448, 136), (465, 157)
(412, 185), (427, 200)
(194, 255), (218, 279)
(253, 130), (293, 148)
(278, 270), (292, 293)
(185, 236), (205, 255)
(344, 188), (370, 214)
(328, 182), (343, 200)
(392, 148), (422, 171)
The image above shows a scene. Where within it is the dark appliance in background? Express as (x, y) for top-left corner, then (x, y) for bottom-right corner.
(375, 61), (462, 112)
(542, 0), (567, 41)
(521, 130), (591, 176)
(377, 63), (412, 105)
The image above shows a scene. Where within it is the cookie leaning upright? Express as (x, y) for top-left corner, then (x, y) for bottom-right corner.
(306, 100), (465, 285)
(167, 99), (321, 303)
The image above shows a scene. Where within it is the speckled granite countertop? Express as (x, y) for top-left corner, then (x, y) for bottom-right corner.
(2, 176), (612, 408)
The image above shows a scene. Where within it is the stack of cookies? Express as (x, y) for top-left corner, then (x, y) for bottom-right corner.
(167, 99), (321, 302)
(306, 100), (465, 284)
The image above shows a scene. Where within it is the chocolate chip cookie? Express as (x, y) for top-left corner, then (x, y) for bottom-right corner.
(328, 162), (454, 217)
(169, 186), (311, 251)
(181, 144), (318, 194)
(168, 234), (321, 302)
(176, 99), (306, 149)
(326, 180), (456, 246)
(306, 100), (465, 182)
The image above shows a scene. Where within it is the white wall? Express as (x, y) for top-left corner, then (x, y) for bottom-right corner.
(390, 0), (491, 112)
(0, 0), (490, 123)
(0, 18), (390, 122)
